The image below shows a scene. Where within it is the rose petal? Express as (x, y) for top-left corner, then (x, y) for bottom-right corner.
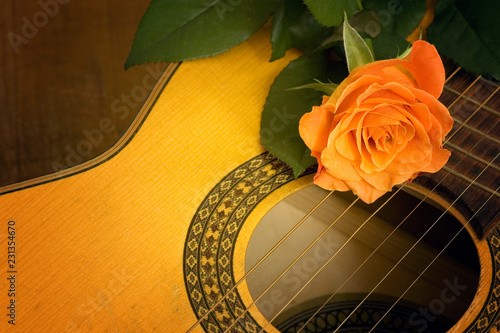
(329, 75), (383, 114)
(343, 179), (388, 204)
(405, 103), (432, 132)
(420, 117), (452, 173)
(313, 170), (351, 192)
(337, 109), (367, 133)
(335, 131), (361, 161)
(357, 82), (416, 107)
(381, 66), (417, 87)
(364, 127), (399, 170)
(349, 40), (445, 98)
(411, 88), (453, 138)
(358, 108), (407, 172)
(362, 108), (402, 128)
(312, 151), (350, 192)
(402, 41), (446, 98)
(365, 103), (411, 124)
(321, 140), (362, 182)
(356, 164), (413, 191)
(299, 105), (335, 152)
(421, 146), (451, 173)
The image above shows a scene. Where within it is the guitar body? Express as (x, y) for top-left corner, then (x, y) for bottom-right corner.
(0, 27), (498, 332)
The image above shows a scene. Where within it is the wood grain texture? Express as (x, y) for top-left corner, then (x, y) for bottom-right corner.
(0, 26), (498, 332)
(1, 5), (499, 331)
(0, 28), (300, 332)
(0, 0), (163, 187)
(412, 71), (500, 238)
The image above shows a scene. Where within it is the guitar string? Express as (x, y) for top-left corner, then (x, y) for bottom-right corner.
(262, 89), (500, 333)
(323, 81), (500, 332)
(334, 152), (500, 333)
(233, 72), (498, 333)
(221, 196), (366, 332)
(446, 88), (500, 144)
(222, 189), (400, 333)
(219, 68), (482, 333)
(340, 85), (500, 330)
(186, 68), (464, 333)
(366, 183), (500, 332)
(220, 69), (487, 332)
(299, 77), (500, 332)
(445, 70), (481, 111)
(288, 113), (500, 333)
(186, 67), (470, 332)
(185, 191), (336, 333)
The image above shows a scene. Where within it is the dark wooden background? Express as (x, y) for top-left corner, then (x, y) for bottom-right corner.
(0, 1), (163, 187)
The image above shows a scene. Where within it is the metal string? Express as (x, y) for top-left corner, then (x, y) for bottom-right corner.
(322, 76), (500, 332)
(332, 152), (499, 333)
(187, 68), (497, 333)
(367, 184), (499, 332)
(294, 113), (500, 333)
(221, 68), (491, 332)
(295, 73), (499, 333)
(185, 191), (335, 332)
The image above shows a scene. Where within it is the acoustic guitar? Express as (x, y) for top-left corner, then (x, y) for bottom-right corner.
(1, 27), (499, 332)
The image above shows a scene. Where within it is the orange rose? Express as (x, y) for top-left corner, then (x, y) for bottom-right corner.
(299, 40), (453, 203)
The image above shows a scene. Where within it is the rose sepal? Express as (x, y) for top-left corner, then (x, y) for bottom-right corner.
(286, 79), (339, 95)
(343, 12), (374, 72)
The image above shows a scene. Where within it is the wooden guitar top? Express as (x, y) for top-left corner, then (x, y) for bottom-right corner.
(1, 26), (499, 333)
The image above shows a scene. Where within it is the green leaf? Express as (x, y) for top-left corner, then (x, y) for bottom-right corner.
(347, 9), (383, 38)
(343, 13), (374, 72)
(371, 31), (411, 60)
(427, 0), (500, 80)
(318, 9), (382, 51)
(303, 0), (361, 27)
(287, 9), (334, 54)
(270, 0), (304, 61)
(362, 0), (425, 60)
(364, 0), (426, 38)
(260, 54), (329, 177)
(125, 0), (278, 68)
(287, 79), (339, 95)
(270, 0), (331, 61)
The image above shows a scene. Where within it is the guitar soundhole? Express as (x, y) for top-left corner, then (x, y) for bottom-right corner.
(246, 186), (480, 332)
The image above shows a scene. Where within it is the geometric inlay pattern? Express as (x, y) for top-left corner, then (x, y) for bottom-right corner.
(184, 152), (300, 332)
(183, 152), (500, 332)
